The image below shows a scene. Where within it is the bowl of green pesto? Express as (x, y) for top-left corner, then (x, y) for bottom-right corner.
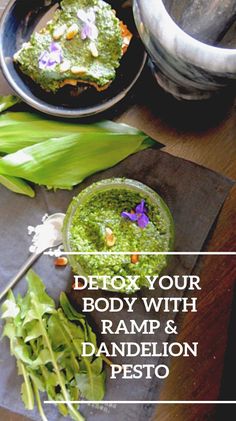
(63, 178), (175, 293)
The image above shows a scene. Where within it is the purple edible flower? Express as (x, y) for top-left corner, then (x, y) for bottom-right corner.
(77, 8), (98, 41)
(121, 200), (149, 229)
(38, 42), (63, 70)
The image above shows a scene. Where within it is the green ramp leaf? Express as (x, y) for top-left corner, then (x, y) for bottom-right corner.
(0, 132), (154, 189)
(0, 95), (21, 113)
(0, 174), (35, 197)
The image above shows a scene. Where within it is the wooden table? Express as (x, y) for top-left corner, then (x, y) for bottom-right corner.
(0, 64), (236, 421)
(117, 74), (236, 421)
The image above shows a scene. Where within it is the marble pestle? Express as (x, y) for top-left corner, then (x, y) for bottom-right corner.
(177, 0), (236, 45)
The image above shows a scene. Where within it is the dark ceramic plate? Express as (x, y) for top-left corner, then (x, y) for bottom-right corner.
(0, 0), (147, 118)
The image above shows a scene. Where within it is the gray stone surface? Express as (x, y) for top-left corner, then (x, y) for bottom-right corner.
(0, 148), (233, 421)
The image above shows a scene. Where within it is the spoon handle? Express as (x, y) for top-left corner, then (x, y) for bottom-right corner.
(0, 251), (41, 301)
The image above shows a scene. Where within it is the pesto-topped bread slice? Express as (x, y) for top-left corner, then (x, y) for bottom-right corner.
(14, 0), (132, 93)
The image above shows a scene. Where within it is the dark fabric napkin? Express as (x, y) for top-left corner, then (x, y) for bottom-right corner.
(0, 148), (234, 421)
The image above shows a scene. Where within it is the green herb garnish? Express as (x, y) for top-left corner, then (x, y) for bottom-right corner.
(1, 270), (106, 420)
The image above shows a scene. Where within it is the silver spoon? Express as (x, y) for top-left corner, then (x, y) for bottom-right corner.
(0, 212), (65, 301)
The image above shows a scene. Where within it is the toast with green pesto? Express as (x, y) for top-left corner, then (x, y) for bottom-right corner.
(14, 0), (132, 93)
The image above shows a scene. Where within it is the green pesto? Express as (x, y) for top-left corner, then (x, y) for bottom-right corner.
(14, 0), (123, 92)
(68, 187), (173, 293)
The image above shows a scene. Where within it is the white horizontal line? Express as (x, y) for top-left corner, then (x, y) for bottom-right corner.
(44, 400), (236, 404)
(44, 251), (236, 256)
